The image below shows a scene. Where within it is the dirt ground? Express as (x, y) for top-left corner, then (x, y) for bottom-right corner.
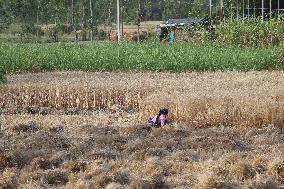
(0, 72), (284, 188)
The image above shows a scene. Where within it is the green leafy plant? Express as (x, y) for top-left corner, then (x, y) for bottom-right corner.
(0, 42), (283, 74)
(184, 18), (284, 47)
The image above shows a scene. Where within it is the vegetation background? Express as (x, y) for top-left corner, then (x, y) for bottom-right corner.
(1, 0), (284, 43)
(0, 1), (284, 188)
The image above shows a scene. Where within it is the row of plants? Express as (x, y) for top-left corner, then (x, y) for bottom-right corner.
(0, 22), (110, 43)
(183, 18), (284, 47)
(0, 42), (283, 74)
(1, 18), (284, 46)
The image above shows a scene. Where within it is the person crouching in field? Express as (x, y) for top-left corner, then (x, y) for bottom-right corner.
(148, 108), (169, 128)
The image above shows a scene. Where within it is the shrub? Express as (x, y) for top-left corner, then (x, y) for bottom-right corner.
(184, 18), (284, 47)
(97, 30), (107, 40)
(0, 67), (6, 84)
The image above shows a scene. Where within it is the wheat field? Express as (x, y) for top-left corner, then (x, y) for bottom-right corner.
(0, 71), (284, 188)
(1, 71), (284, 128)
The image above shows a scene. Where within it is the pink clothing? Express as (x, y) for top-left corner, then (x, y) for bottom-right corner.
(151, 114), (167, 126)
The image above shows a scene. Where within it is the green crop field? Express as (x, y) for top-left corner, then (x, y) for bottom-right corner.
(0, 42), (283, 74)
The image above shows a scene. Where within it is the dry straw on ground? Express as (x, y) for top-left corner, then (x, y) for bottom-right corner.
(1, 71), (284, 128)
(0, 115), (283, 188)
(0, 71), (284, 188)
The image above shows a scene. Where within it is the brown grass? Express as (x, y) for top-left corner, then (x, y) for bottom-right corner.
(105, 182), (125, 189)
(267, 158), (284, 184)
(195, 172), (225, 189)
(30, 157), (53, 171)
(0, 72), (284, 188)
(0, 114), (283, 188)
(0, 168), (18, 189)
(231, 161), (256, 181)
(94, 173), (112, 188)
(1, 71), (284, 128)
(64, 161), (87, 173)
(0, 155), (13, 171)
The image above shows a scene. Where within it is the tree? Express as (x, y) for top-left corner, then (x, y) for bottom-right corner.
(0, 66), (6, 84)
(0, 0), (12, 31)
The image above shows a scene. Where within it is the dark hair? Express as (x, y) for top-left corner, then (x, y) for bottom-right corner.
(159, 108), (168, 115)
(153, 108), (169, 125)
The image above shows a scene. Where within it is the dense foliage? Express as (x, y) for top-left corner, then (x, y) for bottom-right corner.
(182, 18), (284, 47)
(0, 0), (283, 42)
(0, 67), (6, 84)
(0, 42), (283, 73)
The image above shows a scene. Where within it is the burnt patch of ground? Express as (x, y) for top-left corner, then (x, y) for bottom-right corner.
(0, 107), (101, 116)
(0, 122), (283, 188)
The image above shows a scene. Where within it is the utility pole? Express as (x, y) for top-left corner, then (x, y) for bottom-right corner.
(121, 0), (124, 40)
(262, 0), (264, 20)
(230, 3), (233, 22)
(209, 0), (212, 17)
(90, 0), (93, 42)
(247, 0), (250, 18)
(242, 0), (245, 19)
(277, 0), (280, 18)
(237, 0), (239, 21)
(220, 0), (224, 22)
(254, 0), (256, 20)
(137, 0), (141, 43)
(71, 0), (77, 41)
(82, 0), (87, 41)
(37, 0), (40, 40)
(270, 0), (272, 19)
(117, 0), (121, 42)
(72, 0), (74, 28)
(278, 0), (280, 18)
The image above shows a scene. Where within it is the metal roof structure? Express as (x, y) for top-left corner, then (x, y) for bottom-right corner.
(159, 17), (210, 29)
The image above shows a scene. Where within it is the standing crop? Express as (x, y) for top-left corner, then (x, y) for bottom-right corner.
(183, 18), (284, 47)
(0, 43), (283, 73)
(1, 71), (284, 129)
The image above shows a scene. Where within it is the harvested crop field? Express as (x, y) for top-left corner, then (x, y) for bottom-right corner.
(0, 71), (284, 188)
(2, 71), (284, 127)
